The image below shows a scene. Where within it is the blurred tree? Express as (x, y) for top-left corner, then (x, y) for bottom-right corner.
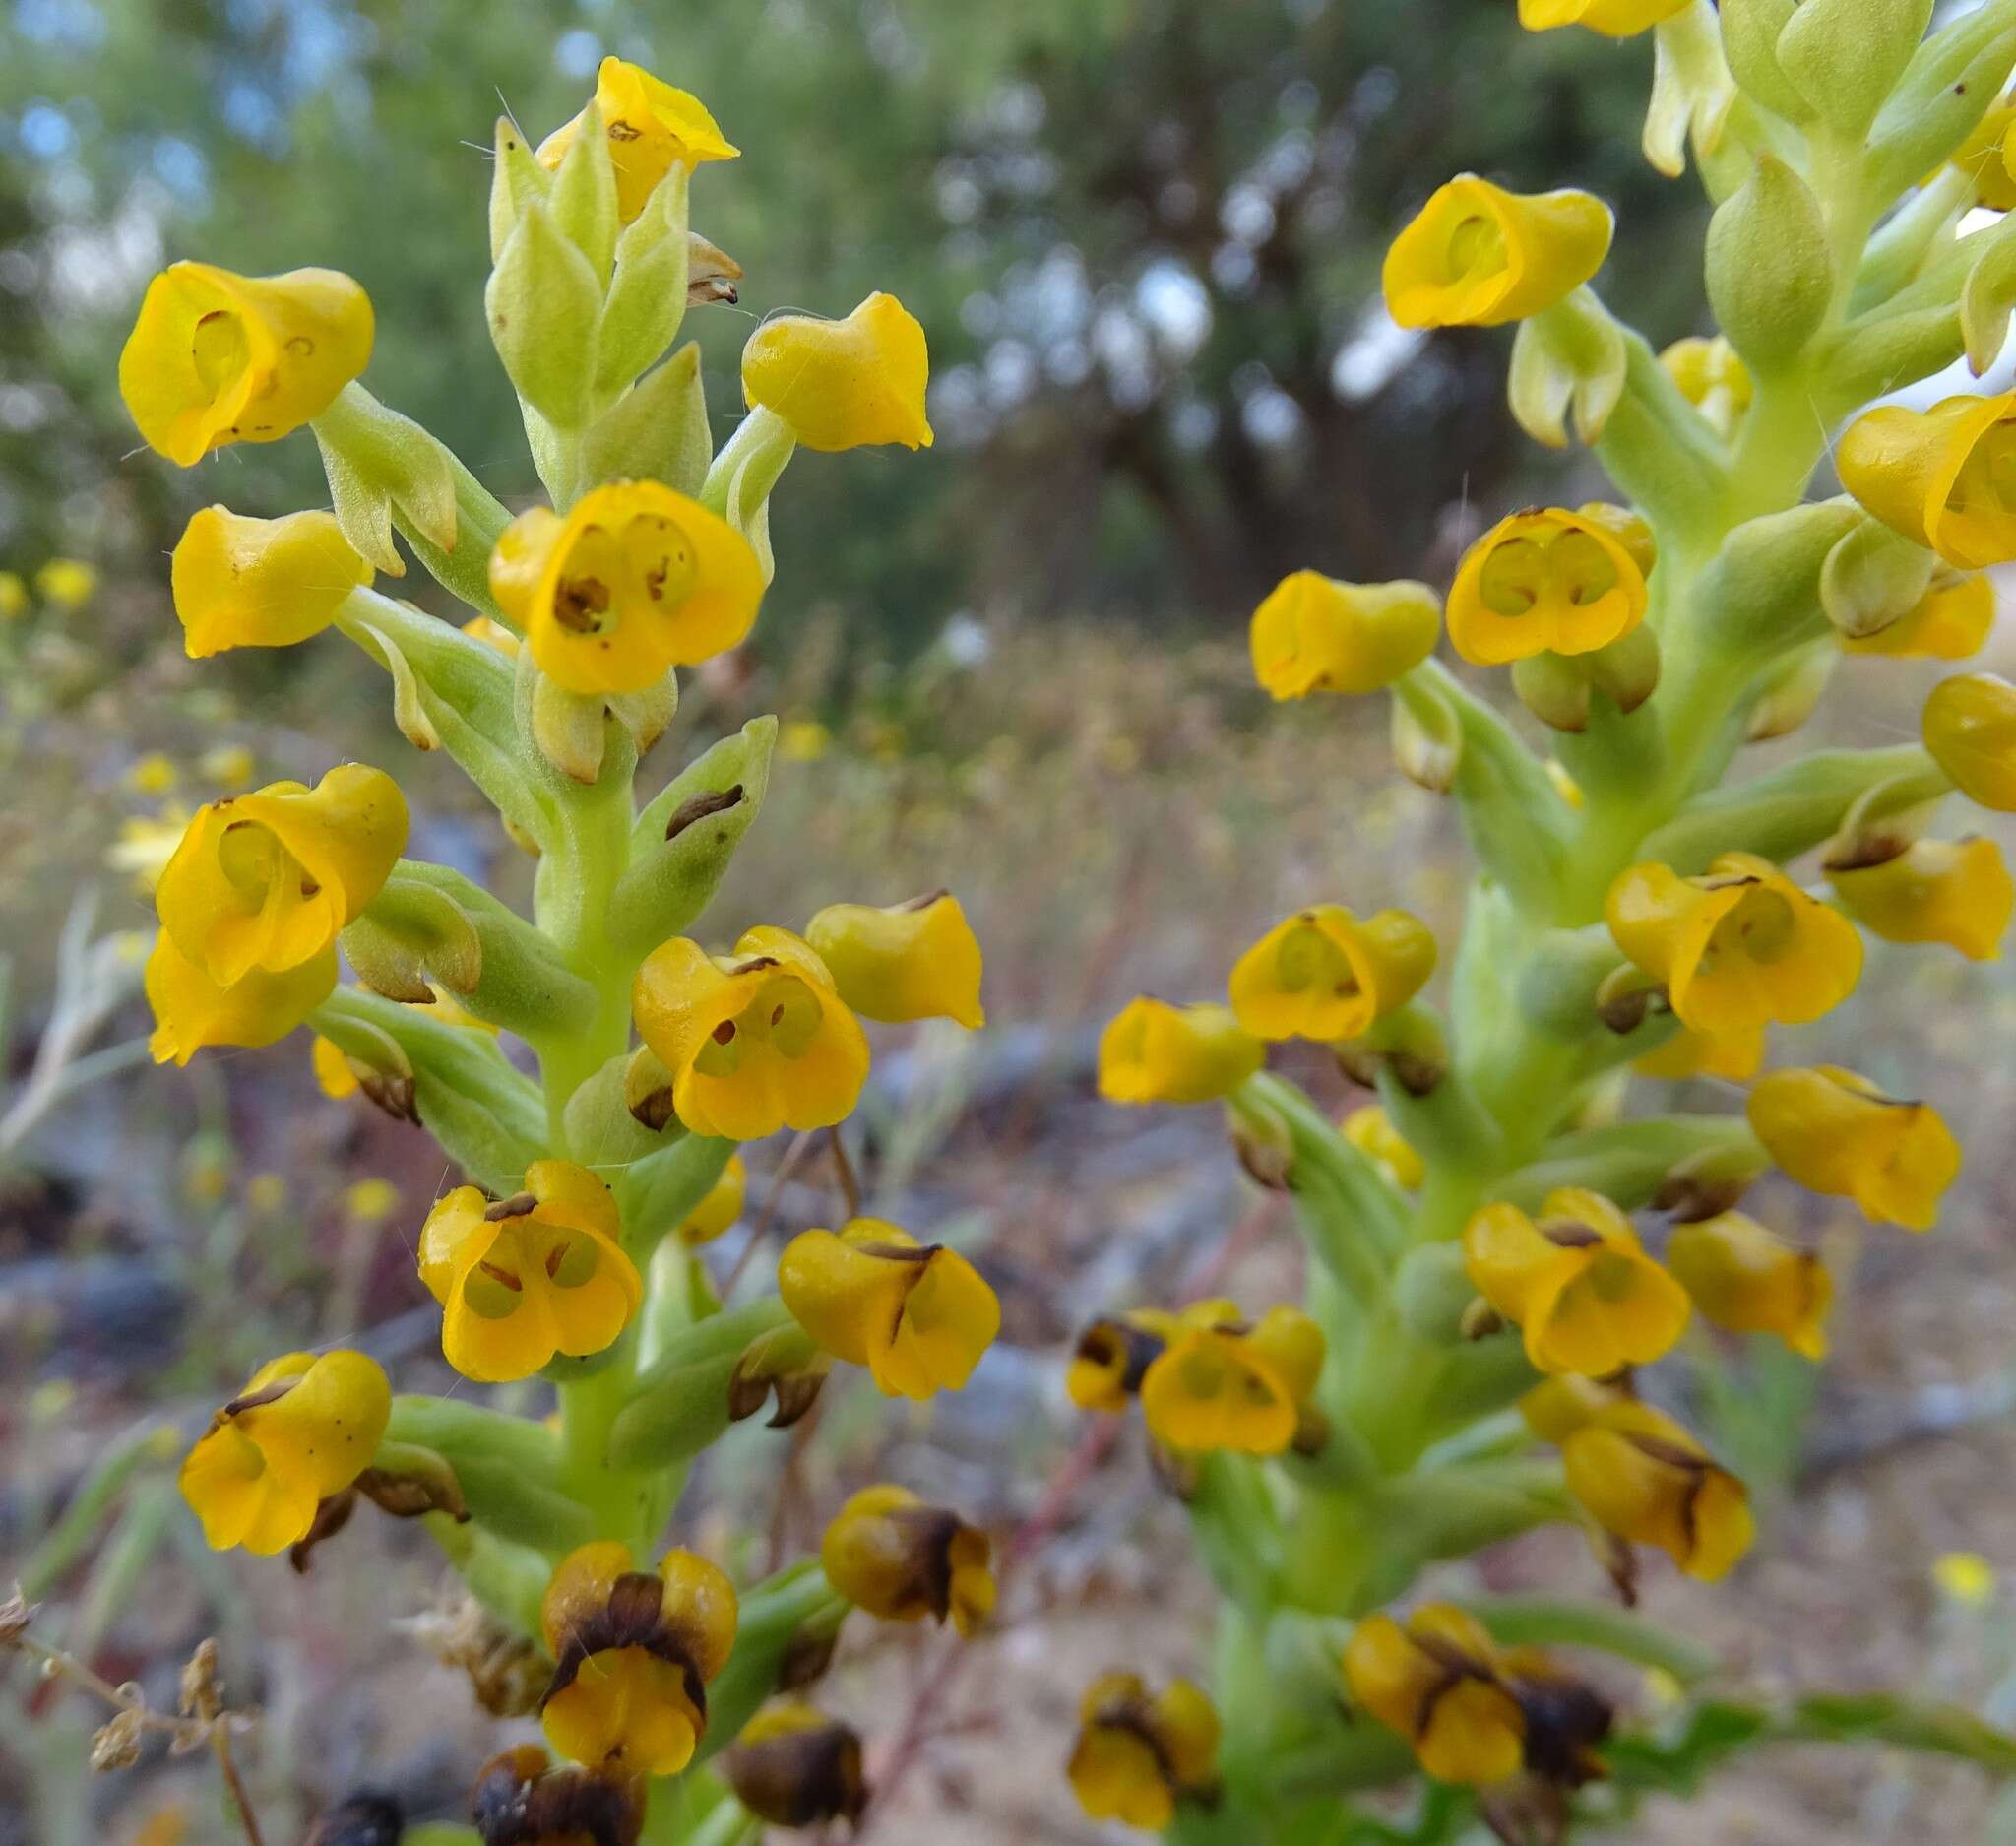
(0, 0), (1700, 655)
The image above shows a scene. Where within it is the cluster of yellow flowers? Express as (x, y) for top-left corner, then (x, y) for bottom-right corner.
(1064, 0), (2016, 1832)
(117, 54), (1004, 1844)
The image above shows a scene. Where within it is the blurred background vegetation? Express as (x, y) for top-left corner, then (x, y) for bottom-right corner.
(12, 6), (2016, 1846)
(3, 0), (1706, 646)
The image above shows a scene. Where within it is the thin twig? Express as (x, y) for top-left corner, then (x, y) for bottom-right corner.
(211, 1726), (268, 1846)
(721, 1130), (817, 1297)
(857, 1419), (1121, 1831)
(828, 1125), (861, 1218)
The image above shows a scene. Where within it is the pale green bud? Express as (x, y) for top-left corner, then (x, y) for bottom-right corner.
(580, 343), (712, 496)
(486, 199), (602, 430)
(487, 115), (553, 265)
(595, 164), (693, 399)
(343, 861), (598, 1042)
(1390, 674), (1462, 793)
(1719, 0), (1810, 122)
(1774, 0), (1931, 140)
(548, 101), (619, 285)
(1392, 1243), (1478, 1344)
(1507, 294), (1625, 449)
(1705, 155), (1832, 369)
(608, 716), (779, 956)
(1819, 517), (1938, 641)
(1511, 625), (1661, 732)
(1868, 4), (2016, 206)
(1694, 499), (1860, 657)
(1746, 638), (1838, 741)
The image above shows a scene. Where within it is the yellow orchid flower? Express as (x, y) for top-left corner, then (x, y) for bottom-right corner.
(1924, 671), (2016, 809)
(418, 1162), (642, 1383)
(1667, 1211), (1832, 1359)
(488, 480), (765, 695)
(145, 935), (336, 1066)
(178, 1350), (389, 1555)
(803, 890), (985, 1028)
(677, 1153), (747, 1247)
(1248, 570), (1441, 699)
(1606, 852), (1862, 1032)
(1096, 997), (1263, 1105)
(1139, 1301), (1327, 1455)
(1839, 392), (2016, 571)
(539, 1540), (738, 1777)
(1828, 838), (2012, 959)
(1229, 904), (1436, 1043)
(536, 57), (739, 223)
(1447, 506), (1650, 666)
(820, 1484), (994, 1635)
(170, 507), (371, 657)
(1746, 1065), (1960, 1231)
(742, 293), (933, 452)
(1067, 1673), (1221, 1827)
(1384, 176), (1611, 329)
(777, 1217), (999, 1400)
(1560, 1400), (1754, 1580)
(632, 926), (870, 1141)
(119, 262), (372, 467)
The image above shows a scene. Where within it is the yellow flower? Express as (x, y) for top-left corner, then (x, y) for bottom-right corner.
(1632, 1021), (1766, 1081)
(677, 1153), (746, 1247)
(344, 1177), (400, 1224)
(1933, 1551), (1998, 1607)
(34, 558), (97, 608)
(1139, 1302), (1327, 1456)
(724, 1701), (868, 1830)
(155, 764), (408, 988)
(1383, 176), (1611, 329)
(1746, 1065), (1960, 1232)
(742, 293), (933, 452)
(0, 572), (25, 618)
(1839, 575), (1992, 660)
(1463, 1188), (1690, 1376)
(170, 507), (371, 658)
(1666, 1212), (1832, 1359)
(245, 1173), (288, 1213)
(1828, 838), (2012, 960)
(1560, 1400), (1754, 1580)
(489, 480), (764, 696)
(632, 926), (870, 1140)
(1066, 1309), (1176, 1412)
(1660, 335), (1751, 439)
(109, 807), (192, 895)
(819, 1484), (995, 1635)
(178, 1350), (389, 1555)
(1248, 570), (1441, 699)
(1344, 1605), (1525, 1785)
(1606, 852), (1862, 1032)
(419, 1161), (642, 1383)
(1839, 392), (2016, 571)
(200, 744), (258, 790)
(1951, 102), (2016, 211)
(125, 753), (179, 796)
(1342, 1104), (1425, 1187)
(1096, 997), (1263, 1105)
(119, 262), (372, 468)
(1067, 1673), (1221, 1828)
(470, 1747), (643, 1846)
(536, 57), (739, 223)
(1446, 507), (1649, 666)
(780, 719), (831, 762)
(145, 935), (336, 1066)
(1518, 0), (1689, 33)
(803, 890), (985, 1029)
(1229, 904), (1436, 1043)
(778, 1217), (999, 1400)
(539, 1540), (738, 1777)
(1925, 671), (2016, 810)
